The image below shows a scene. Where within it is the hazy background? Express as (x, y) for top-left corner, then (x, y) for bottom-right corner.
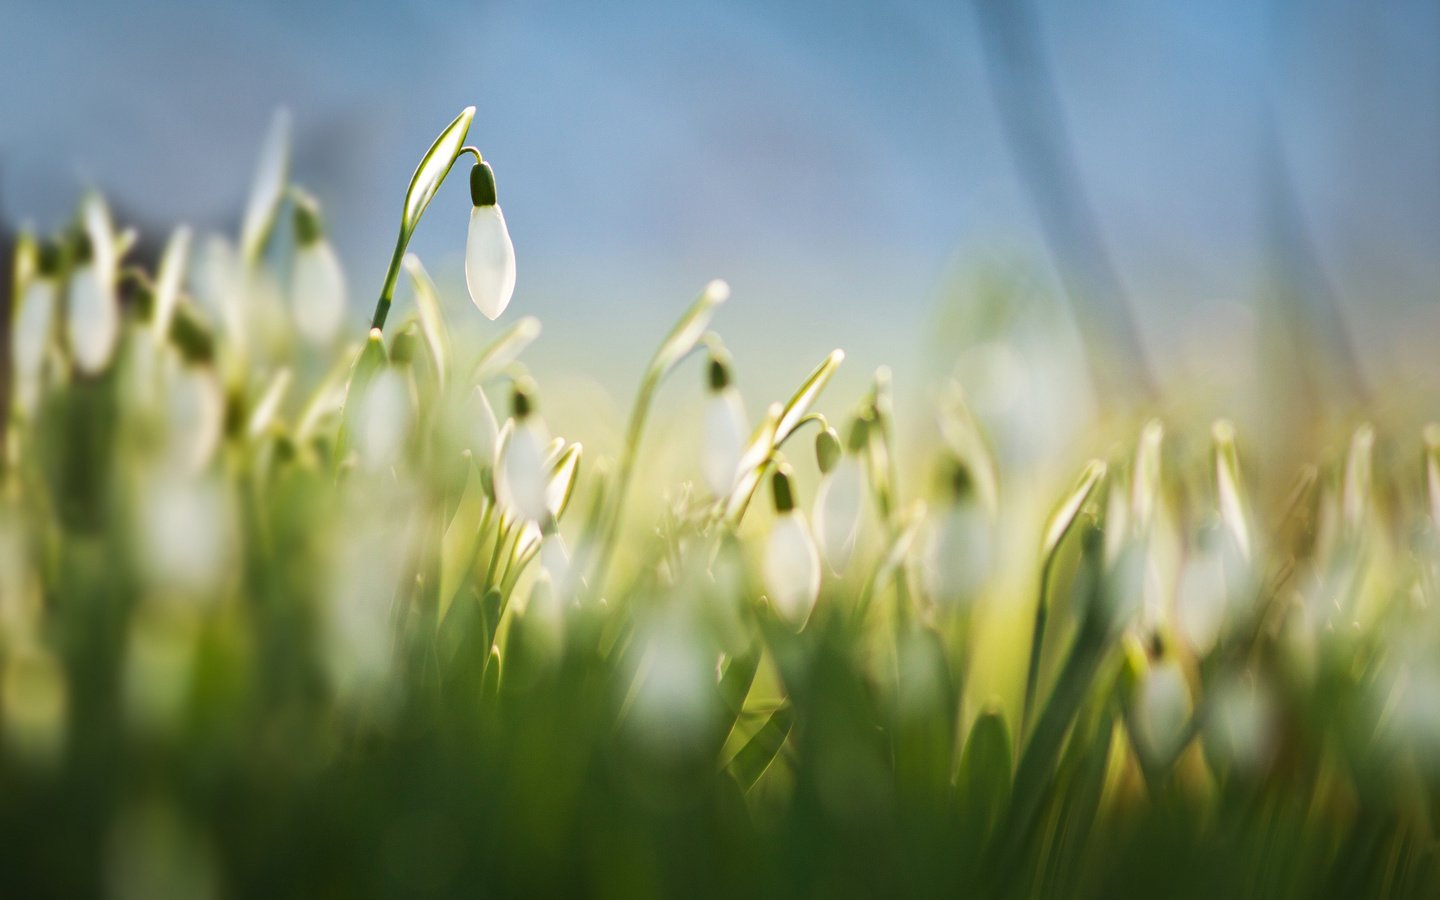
(3, 0), (1438, 407)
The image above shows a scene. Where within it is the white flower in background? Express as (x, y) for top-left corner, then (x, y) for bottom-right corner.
(135, 470), (237, 598)
(1132, 659), (1193, 765)
(763, 465), (821, 628)
(464, 161), (516, 320)
(701, 351), (747, 497)
(922, 461), (991, 610)
(813, 421), (867, 574)
(1174, 529), (1227, 656)
(67, 194), (121, 375)
(12, 250), (59, 411)
(496, 380), (550, 522)
(289, 193), (347, 345)
(355, 369), (412, 472)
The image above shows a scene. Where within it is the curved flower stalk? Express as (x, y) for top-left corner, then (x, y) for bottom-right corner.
(763, 465), (821, 629)
(67, 194), (121, 375)
(289, 191), (347, 345)
(813, 420), (867, 574)
(922, 460), (993, 611)
(496, 379), (551, 523)
(465, 161), (517, 321)
(701, 350), (747, 497)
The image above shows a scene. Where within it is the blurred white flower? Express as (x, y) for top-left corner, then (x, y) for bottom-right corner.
(68, 194), (121, 375)
(68, 263), (119, 374)
(13, 275), (56, 410)
(1132, 660), (1192, 765)
(496, 386), (550, 523)
(1174, 543), (1226, 655)
(814, 456), (864, 574)
(290, 240), (346, 345)
(923, 502), (990, 609)
(702, 353), (747, 497)
(355, 370), (412, 472)
(764, 467), (820, 628)
(464, 162), (516, 320)
(136, 471), (237, 598)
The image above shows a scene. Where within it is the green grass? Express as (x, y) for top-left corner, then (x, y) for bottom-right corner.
(3, 111), (1440, 898)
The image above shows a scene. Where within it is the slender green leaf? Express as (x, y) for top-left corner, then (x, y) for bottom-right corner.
(402, 253), (451, 389)
(240, 110), (290, 264)
(400, 107), (475, 242)
(728, 703), (793, 792)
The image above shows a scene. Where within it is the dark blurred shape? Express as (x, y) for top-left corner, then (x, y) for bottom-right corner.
(974, 0), (1155, 408)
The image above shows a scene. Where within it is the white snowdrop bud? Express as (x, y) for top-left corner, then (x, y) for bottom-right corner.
(496, 382), (550, 522)
(701, 352), (747, 497)
(13, 272), (57, 411)
(922, 461), (991, 609)
(1132, 659), (1193, 765)
(290, 195), (347, 344)
(355, 369), (412, 472)
(814, 456), (865, 574)
(464, 162), (516, 320)
(1175, 530), (1226, 656)
(763, 466), (821, 628)
(68, 195), (121, 375)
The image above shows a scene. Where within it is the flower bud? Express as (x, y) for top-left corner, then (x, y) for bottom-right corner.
(764, 465), (821, 628)
(1131, 659), (1193, 766)
(67, 195), (121, 375)
(13, 265), (57, 411)
(290, 195), (346, 344)
(464, 162), (516, 320)
(496, 380), (550, 522)
(813, 454), (864, 574)
(702, 352), (747, 497)
(922, 460), (991, 609)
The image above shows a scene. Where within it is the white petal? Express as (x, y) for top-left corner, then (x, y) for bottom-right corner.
(923, 502), (991, 609)
(13, 279), (55, 408)
(1175, 547), (1225, 655)
(465, 205), (516, 320)
(67, 264), (120, 374)
(1134, 662), (1192, 764)
(498, 419), (550, 522)
(701, 388), (747, 496)
(356, 370), (412, 471)
(290, 241), (347, 344)
(764, 512), (821, 628)
(813, 457), (864, 573)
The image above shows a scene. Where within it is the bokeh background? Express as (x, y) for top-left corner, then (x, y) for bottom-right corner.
(3, 0), (1438, 414)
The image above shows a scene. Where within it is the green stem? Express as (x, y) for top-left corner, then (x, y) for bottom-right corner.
(369, 232), (409, 332)
(1020, 553), (1057, 741)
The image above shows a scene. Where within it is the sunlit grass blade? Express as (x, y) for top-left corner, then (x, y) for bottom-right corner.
(1213, 419), (1252, 561)
(402, 253), (451, 389)
(471, 316), (542, 383)
(647, 279), (729, 384)
(152, 227), (192, 340)
(240, 110), (290, 264)
(1023, 459), (1106, 736)
(728, 703), (793, 792)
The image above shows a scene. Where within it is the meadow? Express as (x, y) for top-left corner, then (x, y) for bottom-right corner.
(3, 107), (1439, 898)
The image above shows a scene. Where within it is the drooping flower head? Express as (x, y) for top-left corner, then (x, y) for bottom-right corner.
(290, 191), (347, 345)
(764, 463), (821, 629)
(701, 349), (747, 498)
(465, 161), (517, 320)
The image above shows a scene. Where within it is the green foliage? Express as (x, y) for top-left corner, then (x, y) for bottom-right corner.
(4, 124), (1440, 900)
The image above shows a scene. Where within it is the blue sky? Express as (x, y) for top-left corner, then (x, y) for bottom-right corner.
(3, 0), (1437, 388)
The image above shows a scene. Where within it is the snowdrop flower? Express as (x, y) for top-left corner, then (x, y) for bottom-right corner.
(289, 192), (346, 345)
(922, 461), (992, 610)
(355, 369), (412, 472)
(496, 380), (550, 522)
(763, 465), (821, 629)
(464, 161), (516, 320)
(701, 351), (747, 497)
(812, 420), (867, 574)
(67, 195), (121, 374)
(12, 243), (60, 411)
(1174, 526), (1227, 656)
(1131, 658), (1193, 766)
